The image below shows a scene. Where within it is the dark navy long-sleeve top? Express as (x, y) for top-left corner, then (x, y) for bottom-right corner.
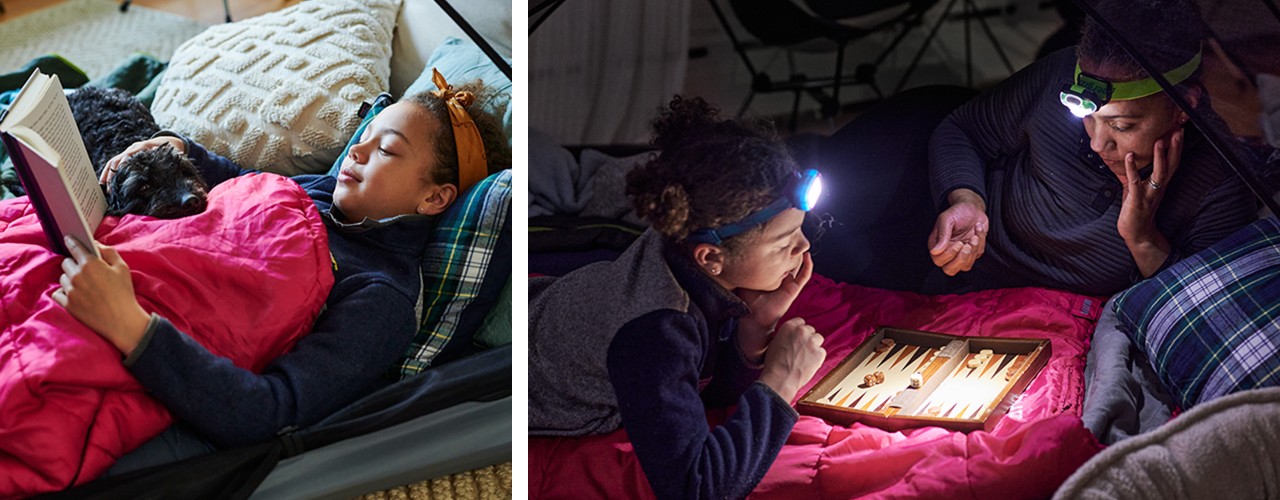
(929, 48), (1256, 296)
(528, 228), (798, 500)
(606, 244), (798, 500)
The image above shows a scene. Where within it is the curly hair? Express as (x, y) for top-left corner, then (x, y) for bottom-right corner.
(1077, 0), (1203, 85)
(626, 96), (798, 249)
(404, 81), (511, 187)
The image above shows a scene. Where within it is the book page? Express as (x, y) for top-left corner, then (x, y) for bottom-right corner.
(21, 84), (106, 233)
(0, 71), (104, 258)
(0, 70), (48, 128)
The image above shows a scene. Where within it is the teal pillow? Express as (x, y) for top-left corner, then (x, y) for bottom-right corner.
(327, 36), (512, 179)
(474, 276), (512, 349)
(405, 37), (512, 143)
(325, 93), (393, 178)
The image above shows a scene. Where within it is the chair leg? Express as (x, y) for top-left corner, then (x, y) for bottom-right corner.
(874, 11), (928, 68)
(786, 50), (807, 129)
(894, 0), (962, 94)
(738, 90), (756, 118)
(826, 41), (846, 119)
(966, 0), (1014, 73)
(964, 0), (972, 87)
(120, 0), (131, 12)
(789, 90), (802, 132)
(868, 81), (884, 100)
(223, 0), (232, 22)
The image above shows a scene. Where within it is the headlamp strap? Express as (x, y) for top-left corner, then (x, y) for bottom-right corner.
(1073, 47), (1202, 102)
(685, 169), (822, 245)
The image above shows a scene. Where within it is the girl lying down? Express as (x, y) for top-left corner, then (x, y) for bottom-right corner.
(0, 71), (509, 497)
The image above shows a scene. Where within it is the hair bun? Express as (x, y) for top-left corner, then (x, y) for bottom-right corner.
(627, 169), (691, 239)
(626, 94), (797, 245)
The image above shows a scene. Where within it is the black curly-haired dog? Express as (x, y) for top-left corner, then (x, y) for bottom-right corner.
(102, 144), (208, 218)
(66, 86), (207, 218)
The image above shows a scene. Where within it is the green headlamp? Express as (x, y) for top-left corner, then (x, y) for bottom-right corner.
(1059, 49), (1202, 118)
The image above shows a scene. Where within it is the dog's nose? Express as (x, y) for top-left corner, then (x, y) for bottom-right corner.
(182, 193), (204, 213)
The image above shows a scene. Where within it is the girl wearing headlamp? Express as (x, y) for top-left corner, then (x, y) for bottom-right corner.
(923, 0), (1255, 295)
(529, 96), (826, 499)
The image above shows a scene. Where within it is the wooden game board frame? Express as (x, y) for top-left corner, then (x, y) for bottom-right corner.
(797, 327), (1051, 432)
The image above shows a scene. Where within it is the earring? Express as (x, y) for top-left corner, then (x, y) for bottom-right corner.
(710, 267), (721, 275)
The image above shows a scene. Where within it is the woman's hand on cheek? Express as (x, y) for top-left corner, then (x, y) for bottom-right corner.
(50, 237), (151, 356)
(735, 252), (813, 362)
(1117, 130), (1181, 243)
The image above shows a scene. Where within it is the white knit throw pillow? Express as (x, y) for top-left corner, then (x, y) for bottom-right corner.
(152, 0), (399, 176)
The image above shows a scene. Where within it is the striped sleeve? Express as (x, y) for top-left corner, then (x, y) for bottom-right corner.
(1174, 172), (1258, 258)
(929, 49), (1075, 210)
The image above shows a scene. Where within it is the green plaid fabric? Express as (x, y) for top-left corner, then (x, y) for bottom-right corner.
(1114, 216), (1280, 409)
(396, 169), (511, 378)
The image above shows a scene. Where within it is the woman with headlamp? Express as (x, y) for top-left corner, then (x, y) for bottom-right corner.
(528, 96), (826, 499)
(926, 0), (1255, 295)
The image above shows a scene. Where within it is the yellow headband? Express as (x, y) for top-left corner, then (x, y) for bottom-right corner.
(429, 68), (488, 194)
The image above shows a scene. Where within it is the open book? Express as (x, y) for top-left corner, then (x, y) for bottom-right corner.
(0, 69), (104, 258)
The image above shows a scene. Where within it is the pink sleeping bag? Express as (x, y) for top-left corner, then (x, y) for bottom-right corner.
(0, 174), (333, 497)
(529, 275), (1107, 499)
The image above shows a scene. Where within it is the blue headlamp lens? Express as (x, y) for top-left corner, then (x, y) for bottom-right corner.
(796, 169), (822, 211)
(686, 169), (823, 245)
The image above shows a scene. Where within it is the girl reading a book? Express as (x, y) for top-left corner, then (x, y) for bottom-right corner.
(527, 96), (826, 499)
(51, 73), (509, 469)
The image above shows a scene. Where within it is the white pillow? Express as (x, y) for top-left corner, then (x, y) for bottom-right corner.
(389, 0), (512, 98)
(151, 0), (400, 176)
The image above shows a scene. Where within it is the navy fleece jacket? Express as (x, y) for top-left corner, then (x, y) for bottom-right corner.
(529, 229), (798, 499)
(124, 138), (433, 447)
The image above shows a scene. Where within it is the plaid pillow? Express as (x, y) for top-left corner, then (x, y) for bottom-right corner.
(1114, 216), (1280, 409)
(396, 169), (512, 378)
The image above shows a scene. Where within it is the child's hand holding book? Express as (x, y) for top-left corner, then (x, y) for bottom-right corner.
(50, 236), (151, 357)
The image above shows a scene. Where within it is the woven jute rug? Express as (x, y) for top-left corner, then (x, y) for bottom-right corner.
(0, 0), (208, 78)
(356, 462), (512, 500)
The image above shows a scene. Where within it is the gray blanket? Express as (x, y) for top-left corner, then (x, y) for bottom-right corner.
(528, 129), (599, 217)
(1055, 385), (1280, 499)
(1080, 297), (1178, 444)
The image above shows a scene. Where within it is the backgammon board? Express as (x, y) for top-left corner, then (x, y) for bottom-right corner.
(797, 327), (1051, 432)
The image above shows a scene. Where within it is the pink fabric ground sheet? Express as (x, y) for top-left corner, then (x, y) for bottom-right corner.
(529, 275), (1106, 499)
(0, 175), (333, 498)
